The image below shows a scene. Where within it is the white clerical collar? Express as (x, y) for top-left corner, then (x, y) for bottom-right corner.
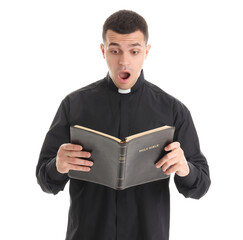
(118, 88), (131, 94)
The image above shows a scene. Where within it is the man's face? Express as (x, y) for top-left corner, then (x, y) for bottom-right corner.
(100, 30), (151, 90)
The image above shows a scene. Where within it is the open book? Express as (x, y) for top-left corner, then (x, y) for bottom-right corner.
(68, 125), (175, 190)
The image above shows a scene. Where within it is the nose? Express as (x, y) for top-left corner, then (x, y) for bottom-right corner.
(119, 53), (130, 66)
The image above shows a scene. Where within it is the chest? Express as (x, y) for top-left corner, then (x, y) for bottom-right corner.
(70, 90), (174, 139)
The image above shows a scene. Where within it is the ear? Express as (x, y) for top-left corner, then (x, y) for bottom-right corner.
(145, 44), (151, 58)
(100, 43), (105, 59)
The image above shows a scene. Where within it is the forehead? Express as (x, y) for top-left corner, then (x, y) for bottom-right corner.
(105, 30), (146, 46)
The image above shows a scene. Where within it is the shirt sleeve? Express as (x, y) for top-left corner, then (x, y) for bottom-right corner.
(36, 98), (70, 195)
(173, 102), (211, 199)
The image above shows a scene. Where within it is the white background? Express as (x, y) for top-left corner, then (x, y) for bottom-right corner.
(0, 0), (242, 239)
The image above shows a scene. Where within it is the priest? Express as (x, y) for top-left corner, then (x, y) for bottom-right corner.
(36, 10), (211, 240)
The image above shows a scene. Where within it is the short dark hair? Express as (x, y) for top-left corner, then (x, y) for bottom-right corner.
(102, 10), (149, 44)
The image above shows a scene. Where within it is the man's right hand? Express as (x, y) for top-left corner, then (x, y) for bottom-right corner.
(56, 143), (93, 174)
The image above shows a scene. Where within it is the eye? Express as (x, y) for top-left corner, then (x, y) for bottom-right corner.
(111, 49), (119, 54)
(131, 50), (139, 55)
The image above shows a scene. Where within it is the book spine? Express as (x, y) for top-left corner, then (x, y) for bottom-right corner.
(116, 142), (127, 190)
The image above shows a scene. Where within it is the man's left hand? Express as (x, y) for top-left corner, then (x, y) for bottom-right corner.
(155, 142), (190, 177)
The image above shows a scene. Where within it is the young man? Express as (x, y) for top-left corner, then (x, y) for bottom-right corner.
(36, 10), (210, 240)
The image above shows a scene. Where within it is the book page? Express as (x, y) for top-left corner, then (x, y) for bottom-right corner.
(74, 125), (122, 143)
(126, 126), (172, 142)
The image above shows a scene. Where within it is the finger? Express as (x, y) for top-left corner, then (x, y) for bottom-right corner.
(161, 157), (178, 172)
(164, 142), (180, 151)
(62, 143), (83, 151)
(155, 150), (178, 168)
(66, 151), (91, 159)
(67, 157), (93, 167)
(163, 164), (179, 175)
(69, 164), (91, 172)
(156, 157), (165, 168)
(163, 150), (178, 161)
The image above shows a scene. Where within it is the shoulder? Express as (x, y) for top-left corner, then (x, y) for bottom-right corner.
(62, 78), (107, 103)
(55, 78), (107, 113)
(144, 80), (174, 100)
(144, 80), (189, 115)
(69, 78), (106, 97)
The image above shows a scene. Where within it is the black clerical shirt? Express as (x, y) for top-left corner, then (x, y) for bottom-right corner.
(36, 71), (210, 240)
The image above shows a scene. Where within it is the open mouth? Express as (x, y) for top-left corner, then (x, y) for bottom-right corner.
(119, 71), (131, 80)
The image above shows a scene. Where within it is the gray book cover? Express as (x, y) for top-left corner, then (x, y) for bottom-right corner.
(68, 125), (175, 190)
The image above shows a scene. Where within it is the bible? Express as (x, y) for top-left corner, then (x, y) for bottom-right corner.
(68, 125), (175, 190)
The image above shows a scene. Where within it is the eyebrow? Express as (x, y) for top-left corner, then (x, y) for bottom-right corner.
(108, 42), (120, 47)
(108, 42), (142, 47)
